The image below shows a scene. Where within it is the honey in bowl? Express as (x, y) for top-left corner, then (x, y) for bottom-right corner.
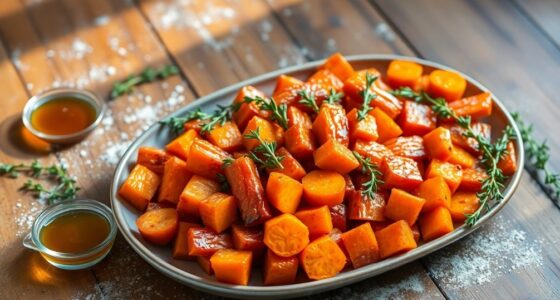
(30, 97), (97, 136)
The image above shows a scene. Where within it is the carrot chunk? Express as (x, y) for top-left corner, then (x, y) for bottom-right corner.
(266, 172), (303, 214)
(119, 164), (161, 211)
(398, 100), (437, 136)
(321, 52), (355, 81)
(307, 69), (344, 93)
(341, 223), (380, 268)
(425, 159), (463, 193)
(382, 155), (423, 191)
(205, 121), (243, 152)
(375, 220), (417, 259)
(185, 139), (231, 179)
(272, 75), (305, 107)
(294, 206), (333, 237)
(427, 69), (467, 102)
(386, 60), (423, 89)
(459, 166), (487, 192)
(210, 249), (253, 285)
(165, 129), (199, 161)
(445, 122), (491, 155)
(264, 214), (309, 257)
(419, 207), (454, 242)
(137, 146), (171, 174)
(413, 74), (430, 92)
(197, 256), (213, 275)
(177, 175), (220, 217)
(263, 250), (299, 285)
(417, 176), (452, 213)
(353, 139), (394, 167)
(187, 227), (233, 256)
(384, 188), (425, 225)
(330, 203), (348, 232)
(497, 141), (517, 176)
(300, 236), (347, 280)
(199, 193), (238, 233)
(347, 108), (378, 142)
(449, 92), (492, 119)
(371, 107), (403, 143)
(158, 157), (192, 205)
(423, 127), (453, 161)
(450, 192), (481, 222)
(313, 139), (360, 174)
(284, 125), (317, 160)
(232, 225), (266, 263)
(347, 190), (386, 222)
(267, 147), (306, 180)
(448, 145), (476, 168)
(232, 86), (268, 130)
(384, 136), (426, 161)
(287, 106), (312, 129)
(312, 103), (350, 146)
(136, 208), (179, 246)
(173, 222), (202, 260)
(302, 170), (346, 206)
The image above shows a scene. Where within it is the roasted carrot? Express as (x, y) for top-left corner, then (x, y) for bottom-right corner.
(266, 172), (303, 214)
(267, 147), (306, 180)
(425, 159), (463, 193)
(158, 156), (192, 205)
(386, 60), (423, 89)
(187, 227), (233, 257)
(312, 103), (350, 146)
(313, 139), (360, 174)
(177, 175), (220, 217)
(137, 146), (171, 174)
(330, 203), (348, 232)
(165, 129), (199, 161)
(287, 106), (312, 129)
(274, 75), (304, 95)
(321, 52), (355, 81)
(173, 222), (202, 260)
(450, 192), (480, 222)
(205, 121), (243, 152)
(199, 193), (238, 233)
(353, 139), (394, 167)
(427, 69), (467, 102)
(347, 190), (386, 222)
(300, 236), (347, 280)
(419, 207), (454, 242)
(413, 75), (430, 92)
(398, 100), (437, 136)
(307, 69), (344, 94)
(384, 188), (426, 225)
(294, 206), (333, 237)
(448, 145), (476, 168)
(417, 176), (451, 212)
(210, 249), (253, 285)
(264, 214), (309, 257)
(119, 164), (161, 211)
(371, 107), (403, 143)
(384, 136), (426, 161)
(284, 125), (317, 160)
(136, 208), (179, 246)
(347, 108), (379, 142)
(242, 116), (278, 151)
(272, 75), (305, 107)
(263, 249), (299, 285)
(449, 92), (492, 119)
(459, 166), (487, 192)
(232, 86), (269, 130)
(341, 223), (379, 268)
(224, 156), (273, 226)
(423, 127), (453, 161)
(185, 139), (231, 179)
(302, 170), (346, 206)
(197, 256), (213, 275)
(374, 220), (417, 259)
(445, 122), (491, 155)
(497, 141), (517, 176)
(232, 225), (266, 263)
(382, 155), (423, 191)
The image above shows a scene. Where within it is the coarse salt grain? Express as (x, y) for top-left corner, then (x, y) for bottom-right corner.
(101, 142), (130, 165)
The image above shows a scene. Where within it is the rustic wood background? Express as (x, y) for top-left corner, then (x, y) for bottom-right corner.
(0, 0), (559, 299)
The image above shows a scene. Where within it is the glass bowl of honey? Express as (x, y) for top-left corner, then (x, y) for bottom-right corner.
(22, 88), (105, 144)
(23, 199), (117, 270)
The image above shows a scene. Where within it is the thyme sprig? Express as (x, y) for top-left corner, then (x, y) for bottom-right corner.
(111, 64), (180, 98)
(160, 104), (235, 135)
(513, 112), (560, 199)
(325, 88), (343, 105)
(0, 161), (79, 204)
(159, 108), (209, 134)
(352, 151), (383, 199)
(298, 90), (320, 113)
(357, 73), (378, 121)
(244, 128), (284, 170)
(391, 87), (515, 226)
(242, 96), (289, 130)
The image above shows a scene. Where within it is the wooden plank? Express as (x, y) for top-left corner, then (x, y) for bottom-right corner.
(372, 0), (560, 297)
(511, 0), (560, 48)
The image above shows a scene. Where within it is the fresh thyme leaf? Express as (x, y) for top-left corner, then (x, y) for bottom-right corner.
(298, 89), (320, 113)
(111, 64), (180, 98)
(357, 73), (378, 121)
(159, 108), (209, 134)
(222, 157), (234, 169)
(244, 128), (284, 169)
(200, 105), (233, 134)
(216, 174), (230, 193)
(243, 96), (289, 130)
(325, 88), (343, 105)
(352, 151), (383, 199)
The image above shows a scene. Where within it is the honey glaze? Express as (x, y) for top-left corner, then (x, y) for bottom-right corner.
(40, 210), (109, 253)
(30, 98), (97, 136)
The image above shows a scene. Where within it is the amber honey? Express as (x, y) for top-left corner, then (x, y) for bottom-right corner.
(30, 97), (97, 136)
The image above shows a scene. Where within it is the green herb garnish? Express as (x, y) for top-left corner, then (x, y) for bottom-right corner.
(357, 73), (378, 121)
(244, 128), (284, 169)
(242, 96), (289, 130)
(111, 65), (180, 98)
(325, 88), (344, 105)
(159, 108), (209, 134)
(352, 151), (383, 199)
(298, 89), (320, 113)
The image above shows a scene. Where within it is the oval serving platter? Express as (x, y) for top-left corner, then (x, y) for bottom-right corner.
(110, 55), (524, 299)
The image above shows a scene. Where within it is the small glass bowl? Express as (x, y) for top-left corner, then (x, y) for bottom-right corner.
(22, 88), (105, 144)
(23, 199), (117, 270)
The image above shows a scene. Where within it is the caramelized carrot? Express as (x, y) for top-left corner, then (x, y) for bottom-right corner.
(264, 214), (309, 257)
(300, 236), (347, 280)
(449, 92), (492, 119)
(199, 193), (238, 233)
(302, 170), (346, 206)
(427, 69), (467, 102)
(294, 206), (333, 237)
(197, 256), (213, 275)
(284, 125), (317, 160)
(266, 172), (303, 214)
(312, 103), (350, 146)
(384, 188), (425, 225)
(347, 108), (379, 142)
(459, 166), (487, 192)
(497, 141), (517, 176)
(187, 227), (233, 256)
(313, 139), (359, 174)
(119, 164), (161, 211)
(413, 75), (430, 92)
(173, 222), (202, 260)
(448, 145), (476, 168)
(225, 157), (273, 226)
(267, 147), (306, 180)
(386, 60), (423, 89)
(263, 250), (299, 285)
(450, 192), (480, 222)
(232, 225), (266, 263)
(177, 175), (220, 217)
(136, 208), (179, 246)
(353, 139), (394, 167)
(347, 190), (386, 222)
(321, 52), (355, 81)
(185, 139), (231, 179)
(232, 86), (269, 130)
(417, 176), (452, 213)
(384, 136), (426, 161)
(287, 106), (312, 129)
(423, 127), (453, 161)
(398, 100), (436, 136)
(341, 223), (379, 268)
(330, 203), (348, 232)
(137, 147), (171, 174)
(272, 75), (305, 107)
(205, 121), (243, 152)
(419, 207), (454, 242)
(307, 69), (344, 94)
(374, 220), (417, 259)
(425, 159), (463, 193)
(210, 249), (253, 285)
(371, 107), (403, 143)
(165, 129), (199, 161)
(242, 116), (277, 151)
(183, 119), (205, 133)
(382, 155), (423, 191)
(445, 122), (491, 155)
(158, 156), (192, 205)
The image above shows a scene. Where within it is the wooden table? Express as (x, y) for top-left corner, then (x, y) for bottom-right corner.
(1, 0), (559, 299)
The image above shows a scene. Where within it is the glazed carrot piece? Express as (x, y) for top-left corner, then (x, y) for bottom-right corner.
(274, 75), (305, 94)
(232, 225), (266, 262)
(347, 108), (379, 142)
(187, 227), (233, 257)
(353, 139), (394, 167)
(158, 157), (192, 205)
(398, 100), (436, 136)
(423, 127), (453, 161)
(210, 249), (253, 285)
(347, 190), (386, 222)
(287, 106), (312, 129)
(427, 69), (467, 102)
(307, 69), (344, 93)
(199, 193), (238, 233)
(450, 192), (481, 222)
(445, 122), (491, 155)
(321, 52), (355, 81)
(136, 208), (179, 246)
(425, 159), (463, 193)
(272, 75), (305, 107)
(341, 223), (380, 268)
(183, 119), (205, 133)
(264, 214), (309, 257)
(185, 139), (231, 179)
(242, 116), (277, 151)
(232, 86), (269, 130)
(313, 139), (359, 174)
(417, 176), (451, 213)
(263, 249), (299, 285)
(302, 170), (346, 206)
(197, 256), (213, 275)
(119, 164), (161, 211)
(419, 207), (454, 242)
(449, 92), (492, 119)
(448, 145), (476, 168)
(300, 236), (347, 280)
(267, 147), (306, 180)
(327, 228), (349, 262)
(384, 188), (426, 225)
(374, 220), (417, 259)
(173, 222), (202, 260)
(225, 157), (273, 226)
(312, 103), (350, 146)
(137, 146), (171, 174)
(165, 129), (199, 161)
(294, 206), (333, 237)
(413, 75), (430, 92)
(384, 136), (426, 161)
(371, 107), (403, 143)
(272, 123), (285, 147)
(177, 175), (220, 217)
(459, 166), (487, 192)
(330, 203), (348, 232)
(382, 155), (423, 191)
(497, 141), (517, 176)
(386, 60), (423, 89)
(205, 121), (243, 152)
(284, 125), (316, 160)
(266, 172), (303, 214)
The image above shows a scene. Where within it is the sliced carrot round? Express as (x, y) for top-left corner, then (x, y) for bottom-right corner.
(136, 208), (179, 245)
(300, 236), (347, 280)
(302, 170), (345, 206)
(264, 214), (309, 257)
(386, 60), (423, 89)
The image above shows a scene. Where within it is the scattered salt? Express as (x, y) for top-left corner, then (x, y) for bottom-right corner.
(94, 15), (110, 26)
(100, 142), (130, 165)
(326, 38), (337, 52)
(26, 83), (34, 91)
(259, 20), (273, 42)
(375, 22), (396, 43)
(71, 38), (93, 59)
(13, 199), (45, 237)
(79, 150), (88, 158)
(11, 48), (28, 71)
